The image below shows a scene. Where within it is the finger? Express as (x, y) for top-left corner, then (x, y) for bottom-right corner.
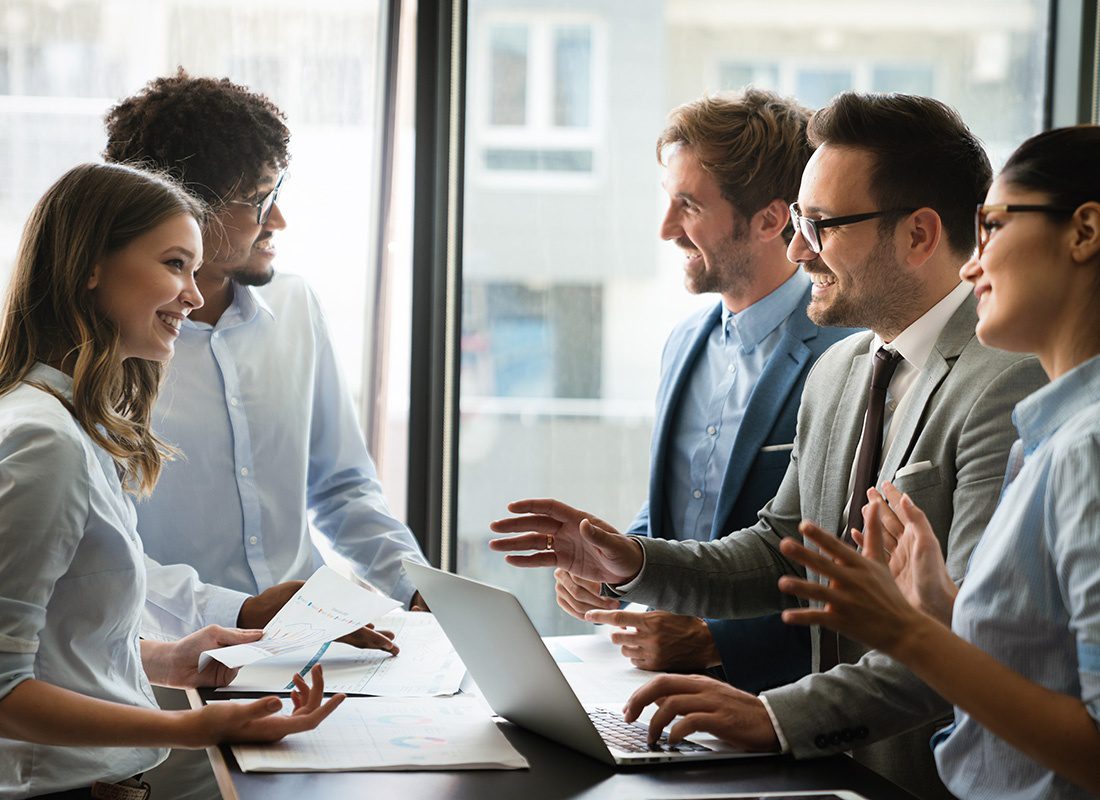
(554, 583), (591, 621)
(796, 521), (861, 564)
(504, 498), (574, 517)
(488, 517), (559, 536)
(895, 492), (932, 532)
(623, 675), (696, 722)
(777, 575), (836, 604)
(779, 534), (846, 579)
(608, 630), (642, 647)
(667, 712), (726, 745)
(217, 627), (265, 646)
(489, 531), (557, 550)
(867, 487), (904, 536)
(861, 500), (887, 564)
(503, 552), (558, 568)
(851, 529), (866, 549)
(579, 518), (622, 553)
(642, 692), (719, 744)
(558, 570), (617, 609)
(338, 626), (400, 654)
(781, 607), (835, 628)
(585, 609), (646, 628)
(880, 481), (906, 512)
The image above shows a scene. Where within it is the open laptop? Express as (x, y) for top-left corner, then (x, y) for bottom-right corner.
(404, 560), (760, 765)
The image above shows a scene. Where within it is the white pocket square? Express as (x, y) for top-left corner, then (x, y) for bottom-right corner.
(894, 460), (934, 480)
(761, 443), (795, 453)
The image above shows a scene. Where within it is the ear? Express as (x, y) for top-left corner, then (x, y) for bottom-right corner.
(753, 198), (791, 242)
(86, 263), (101, 291)
(901, 208), (942, 268)
(1069, 202), (1100, 264)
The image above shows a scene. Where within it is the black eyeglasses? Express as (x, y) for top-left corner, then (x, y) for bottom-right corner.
(789, 203), (917, 254)
(227, 172), (286, 225)
(975, 203), (1077, 257)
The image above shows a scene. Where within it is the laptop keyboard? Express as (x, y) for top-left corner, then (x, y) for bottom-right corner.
(588, 707), (712, 754)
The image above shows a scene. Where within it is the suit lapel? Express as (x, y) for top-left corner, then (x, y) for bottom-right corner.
(649, 303), (723, 539)
(710, 294), (816, 539)
(820, 349), (872, 535)
(879, 295), (978, 482)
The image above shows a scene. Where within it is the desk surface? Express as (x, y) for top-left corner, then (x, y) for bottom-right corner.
(193, 690), (917, 800)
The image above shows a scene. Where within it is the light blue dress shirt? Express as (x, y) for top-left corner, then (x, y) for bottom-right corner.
(0, 364), (166, 797)
(666, 270), (810, 540)
(934, 354), (1100, 799)
(136, 274), (426, 636)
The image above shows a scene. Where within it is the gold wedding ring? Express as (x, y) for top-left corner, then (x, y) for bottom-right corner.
(545, 533), (554, 551)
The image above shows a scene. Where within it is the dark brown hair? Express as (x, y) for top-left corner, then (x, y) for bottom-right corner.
(657, 88), (812, 231)
(1001, 125), (1100, 208)
(807, 92), (991, 257)
(104, 68), (290, 203)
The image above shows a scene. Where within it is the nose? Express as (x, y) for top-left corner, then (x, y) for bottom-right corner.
(181, 272), (205, 311)
(959, 252), (981, 283)
(659, 204), (682, 241)
(786, 227), (815, 265)
(264, 201), (287, 231)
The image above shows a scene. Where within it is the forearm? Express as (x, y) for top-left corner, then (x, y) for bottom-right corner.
(0, 679), (201, 748)
(898, 619), (1100, 793)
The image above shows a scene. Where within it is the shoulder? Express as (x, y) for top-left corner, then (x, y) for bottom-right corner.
(255, 271), (323, 315)
(0, 385), (91, 481)
(667, 302), (720, 345)
(955, 343), (1046, 401)
(807, 329), (874, 377)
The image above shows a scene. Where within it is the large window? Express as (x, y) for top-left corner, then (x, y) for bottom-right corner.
(458, 0), (1051, 635)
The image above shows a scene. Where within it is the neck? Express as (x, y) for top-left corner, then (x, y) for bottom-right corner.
(1035, 292), (1100, 379)
(721, 244), (798, 314)
(874, 261), (962, 342)
(191, 272), (235, 325)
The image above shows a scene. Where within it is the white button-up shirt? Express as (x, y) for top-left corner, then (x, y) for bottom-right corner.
(0, 364), (166, 796)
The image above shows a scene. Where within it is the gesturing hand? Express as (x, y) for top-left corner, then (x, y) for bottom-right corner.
(187, 665), (344, 747)
(622, 674), (779, 750)
(585, 609), (720, 672)
(555, 570), (620, 620)
(489, 498), (644, 585)
(148, 625), (264, 689)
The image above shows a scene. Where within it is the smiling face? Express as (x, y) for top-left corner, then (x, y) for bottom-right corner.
(787, 144), (922, 339)
(659, 144), (753, 300)
(88, 213), (204, 362)
(203, 165), (287, 287)
(962, 175), (1078, 355)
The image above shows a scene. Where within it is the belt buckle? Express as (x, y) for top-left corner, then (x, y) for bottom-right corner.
(90, 778), (152, 800)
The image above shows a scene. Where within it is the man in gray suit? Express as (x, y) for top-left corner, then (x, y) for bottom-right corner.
(491, 92), (1047, 800)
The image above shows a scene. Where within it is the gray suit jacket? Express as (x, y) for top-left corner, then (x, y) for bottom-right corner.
(617, 295), (1047, 800)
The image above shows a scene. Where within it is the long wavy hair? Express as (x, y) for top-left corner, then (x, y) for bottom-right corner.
(0, 162), (206, 496)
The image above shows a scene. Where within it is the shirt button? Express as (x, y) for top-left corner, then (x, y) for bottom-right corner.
(212, 332), (219, 339)
(727, 364), (736, 373)
(706, 425), (717, 436)
(249, 536), (259, 545)
(692, 489), (702, 499)
(240, 467), (249, 477)
(230, 397), (239, 407)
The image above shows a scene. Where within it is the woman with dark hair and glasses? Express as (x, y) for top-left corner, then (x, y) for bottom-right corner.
(778, 125), (1100, 799)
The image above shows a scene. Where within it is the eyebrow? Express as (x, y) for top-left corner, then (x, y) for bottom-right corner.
(162, 246), (198, 260)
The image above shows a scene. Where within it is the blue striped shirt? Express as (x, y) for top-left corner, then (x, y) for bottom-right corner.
(935, 353), (1100, 799)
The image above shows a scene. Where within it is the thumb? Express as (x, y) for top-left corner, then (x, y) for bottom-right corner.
(580, 517), (619, 550)
(218, 627), (265, 646)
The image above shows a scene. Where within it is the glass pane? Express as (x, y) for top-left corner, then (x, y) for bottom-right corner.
(489, 24), (528, 125)
(554, 25), (592, 127)
(459, 0), (1050, 635)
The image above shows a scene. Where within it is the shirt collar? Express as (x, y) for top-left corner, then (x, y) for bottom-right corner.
(184, 281), (277, 332)
(868, 280), (971, 370)
(722, 270), (810, 352)
(26, 362), (73, 401)
(1012, 353), (1100, 453)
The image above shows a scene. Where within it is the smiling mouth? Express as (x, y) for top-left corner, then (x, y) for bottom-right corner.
(806, 270), (837, 290)
(156, 312), (182, 332)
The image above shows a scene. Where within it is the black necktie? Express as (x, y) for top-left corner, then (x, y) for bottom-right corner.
(844, 347), (903, 543)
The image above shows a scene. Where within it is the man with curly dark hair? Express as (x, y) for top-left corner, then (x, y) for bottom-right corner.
(104, 72), (429, 799)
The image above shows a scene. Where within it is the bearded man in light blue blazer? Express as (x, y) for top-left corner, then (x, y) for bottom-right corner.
(552, 89), (858, 694)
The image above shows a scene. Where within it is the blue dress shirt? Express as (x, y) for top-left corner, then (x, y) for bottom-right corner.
(136, 273), (426, 636)
(0, 364), (166, 796)
(666, 270), (810, 539)
(934, 354), (1100, 799)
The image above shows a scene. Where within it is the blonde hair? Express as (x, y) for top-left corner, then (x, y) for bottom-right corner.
(0, 162), (206, 496)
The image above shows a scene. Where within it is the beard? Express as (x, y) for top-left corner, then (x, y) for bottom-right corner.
(684, 219), (752, 297)
(227, 260), (276, 287)
(806, 233), (922, 339)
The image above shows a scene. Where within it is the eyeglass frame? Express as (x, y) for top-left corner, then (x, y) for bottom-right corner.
(974, 203), (1078, 257)
(225, 171), (286, 225)
(789, 203), (918, 254)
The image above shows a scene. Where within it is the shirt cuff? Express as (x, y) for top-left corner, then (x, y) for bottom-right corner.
(603, 540), (647, 596)
(759, 693), (792, 754)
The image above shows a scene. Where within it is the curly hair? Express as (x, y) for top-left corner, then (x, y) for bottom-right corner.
(104, 68), (290, 204)
(0, 163), (206, 496)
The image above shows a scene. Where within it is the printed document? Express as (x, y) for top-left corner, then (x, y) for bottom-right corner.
(220, 696), (528, 771)
(199, 566), (399, 670)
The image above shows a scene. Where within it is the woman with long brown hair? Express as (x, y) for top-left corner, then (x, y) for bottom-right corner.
(0, 162), (342, 799)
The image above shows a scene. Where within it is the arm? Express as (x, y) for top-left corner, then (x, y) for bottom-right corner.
(142, 556), (251, 641)
(0, 666), (343, 749)
(304, 299), (424, 606)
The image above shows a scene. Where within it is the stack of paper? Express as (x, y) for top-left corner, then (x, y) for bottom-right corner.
(221, 696), (528, 772)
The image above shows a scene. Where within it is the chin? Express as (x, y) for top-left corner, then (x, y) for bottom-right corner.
(229, 264), (276, 287)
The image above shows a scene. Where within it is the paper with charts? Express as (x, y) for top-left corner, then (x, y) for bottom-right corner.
(199, 566), (400, 670)
(222, 696), (528, 772)
(218, 609), (466, 696)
